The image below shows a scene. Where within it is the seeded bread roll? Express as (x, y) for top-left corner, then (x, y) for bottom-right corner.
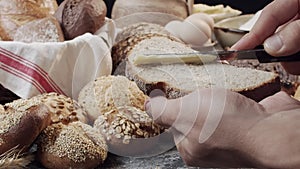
(94, 106), (165, 156)
(55, 0), (107, 40)
(32, 92), (89, 124)
(0, 100), (51, 154)
(14, 16), (64, 43)
(78, 75), (148, 124)
(37, 121), (107, 169)
(125, 36), (281, 101)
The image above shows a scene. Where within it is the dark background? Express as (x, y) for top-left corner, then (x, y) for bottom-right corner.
(56, 0), (273, 18)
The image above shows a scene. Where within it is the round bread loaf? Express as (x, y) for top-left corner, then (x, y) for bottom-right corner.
(55, 0), (107, 40)
(36, 121), (107, 169)
(32, 92), (89, 124)
(78, 75), (148, 124)
(94, 106), (165, 156)
(0, 99), (51, 154)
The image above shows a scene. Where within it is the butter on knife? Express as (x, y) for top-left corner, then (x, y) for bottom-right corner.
(134, 53), (218, 65)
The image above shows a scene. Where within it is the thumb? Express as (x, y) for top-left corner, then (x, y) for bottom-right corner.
(145, 96), (180, 128)
(264, 20), (300, 56)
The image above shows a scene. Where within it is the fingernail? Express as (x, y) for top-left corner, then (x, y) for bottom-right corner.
(264, 34), (283, 52)
(144, 99), (152, 118)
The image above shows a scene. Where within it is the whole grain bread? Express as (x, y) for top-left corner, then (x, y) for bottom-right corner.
(112, 22), (180, 74)
(125, 36), (281, 101)
(31, 92), (89, 125)
(0, 100), (51, 154)
(93, 106), (165, 156)
(36, 121), (107, 169)
(78, 75), (148, 124)
(55, 0), (107, 40)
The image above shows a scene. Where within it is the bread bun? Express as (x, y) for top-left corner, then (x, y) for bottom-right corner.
(14, 16), (64, 43)
(0, 100), (51, 154)
(94, 106), (165, 156)
(78, 75), (148, 123)
(32, 92), (89, 124)
(55, 0), (107, 40)
(111, 0), (188, 20)
(37, 121), (107, 169)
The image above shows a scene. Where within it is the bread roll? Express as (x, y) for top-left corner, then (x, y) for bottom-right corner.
(78, 75), (148, 123)
(55, 0), (107, 40)
(0, 100), (51, 154)
(111, 0), (188, 20)
(14, 16), (64, 43)
(31, 92), (89, 124)
(37, 121), (107, 169)
(94, 106), (165, 156)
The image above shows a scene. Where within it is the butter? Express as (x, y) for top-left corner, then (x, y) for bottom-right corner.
(134, 53), (217, 65)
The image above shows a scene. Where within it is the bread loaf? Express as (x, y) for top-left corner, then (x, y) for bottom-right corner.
(112, 22), (180, 73)
(55, 0), (107, 40)
(14, 16), (64, 43)
(31, 92), (89, 124)
(93, 106), (165, 156)
(78, 75), (148, 123)
(125, 36), (281, 101)
(0, 100), (51, 154)
(37, 121), (107, 169)
(0, 0), (49, 17)
(111, 0), (189, 20)
(0, 0), (60, 41)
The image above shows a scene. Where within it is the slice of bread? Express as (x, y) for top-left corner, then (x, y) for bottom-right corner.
(125, 36), (281, 101)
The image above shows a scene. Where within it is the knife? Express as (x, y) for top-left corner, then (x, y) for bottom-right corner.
(135, 49), (300, 65)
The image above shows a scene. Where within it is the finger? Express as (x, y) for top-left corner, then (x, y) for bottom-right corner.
(264, 20), (300, 56)
(259, 91), (300, 114)
(232, 0), (299, 50)
(145, 96), (180, 128)
(145, 90), (204, 129)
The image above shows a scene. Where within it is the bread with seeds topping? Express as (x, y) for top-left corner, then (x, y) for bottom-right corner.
(0, 101), (51, 154)
(31, 92), (89, 124)
(78, 75), (148, 124)
(94, 106), (165, 156)
(36, 121), (107, 169)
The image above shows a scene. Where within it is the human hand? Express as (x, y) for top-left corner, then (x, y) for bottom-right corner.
(231, 0), (300, 74)
(145, 89), (300, 168)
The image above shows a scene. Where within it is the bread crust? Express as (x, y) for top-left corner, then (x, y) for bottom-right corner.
(78, 75), (148, 124)
(93, 106), (165, 156)
(0, 104), (51, 154)
(37, 122), (107, 169)
(56, 0), (107, 40)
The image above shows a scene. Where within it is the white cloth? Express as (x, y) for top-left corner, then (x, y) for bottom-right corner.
(0, 19), (116, 100)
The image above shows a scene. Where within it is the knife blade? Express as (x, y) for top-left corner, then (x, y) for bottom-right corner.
(136, 49), (300, 65)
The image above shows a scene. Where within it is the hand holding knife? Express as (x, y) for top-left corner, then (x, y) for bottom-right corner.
(135, 46), (300, 65)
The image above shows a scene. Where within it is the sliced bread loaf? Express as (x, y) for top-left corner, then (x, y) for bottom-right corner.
(125, 36), (280, 101)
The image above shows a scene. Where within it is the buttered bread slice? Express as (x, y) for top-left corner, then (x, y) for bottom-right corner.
(125, 36), (280, 101)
